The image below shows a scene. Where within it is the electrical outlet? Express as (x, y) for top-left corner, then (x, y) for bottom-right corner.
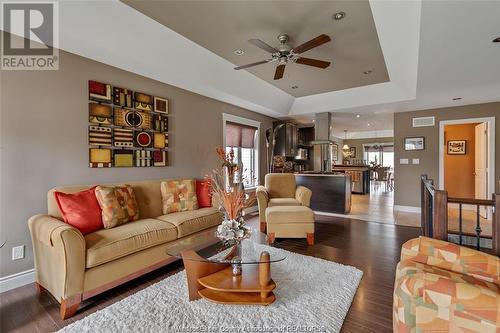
(412, 158), (420, 165)
(12, 245), (24, 261)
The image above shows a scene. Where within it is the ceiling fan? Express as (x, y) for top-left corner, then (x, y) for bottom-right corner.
(234, 34), (331, 80)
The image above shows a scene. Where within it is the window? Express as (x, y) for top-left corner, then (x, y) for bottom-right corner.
(223, 114), (260, 188)
(363, 143), (394, 169)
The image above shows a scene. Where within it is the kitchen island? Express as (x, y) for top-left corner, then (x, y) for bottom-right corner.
(332, 165), (371, 194)
(295, 173), (351, 214)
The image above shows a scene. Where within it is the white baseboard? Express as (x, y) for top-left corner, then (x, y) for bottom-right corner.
(0, 268), (35, 293)
(393, 205), (421, 213)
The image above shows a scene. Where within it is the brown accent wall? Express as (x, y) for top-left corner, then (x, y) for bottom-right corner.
(444, 123), (478, 198)
(342, 137), (394, 162)
(394, 102), (500, 207)
(0, 46), (275, 277)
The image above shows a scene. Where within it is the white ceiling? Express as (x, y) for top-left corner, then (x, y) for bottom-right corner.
(121, 0), (390, 97)
(4, 0), (499, 137)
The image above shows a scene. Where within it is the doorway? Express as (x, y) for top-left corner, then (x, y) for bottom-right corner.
(439, 117), (495, 198)
(439, 117), (496, 235)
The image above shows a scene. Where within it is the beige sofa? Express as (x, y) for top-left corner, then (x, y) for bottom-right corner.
(28, 179), (222, 319)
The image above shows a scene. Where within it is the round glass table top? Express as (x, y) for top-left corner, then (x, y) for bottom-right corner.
(166, 228), (286, 265)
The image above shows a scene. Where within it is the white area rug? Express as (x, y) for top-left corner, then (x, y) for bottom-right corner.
(60, 244), (363, 333)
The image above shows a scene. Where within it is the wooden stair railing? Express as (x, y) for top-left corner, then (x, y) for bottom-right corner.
(421, 175), (500, 256)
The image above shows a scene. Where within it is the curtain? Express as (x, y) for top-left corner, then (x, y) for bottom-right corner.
(226, 121), (257, 148)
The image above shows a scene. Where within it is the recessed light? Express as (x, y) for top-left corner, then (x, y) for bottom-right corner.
(333, 11), (346, 20)
(363, 70), (372, 75)
(367, 123), (371, 127)
(493, 37), (500, 43)
(234, 49), (244, 56)
(356, 114), (361, 118)
(452, 97), (462, 101)
(291, 85), (299, 89)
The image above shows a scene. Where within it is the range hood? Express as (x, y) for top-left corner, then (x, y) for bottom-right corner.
(311, 112), (333, 172)
(309, 112), (332, 144)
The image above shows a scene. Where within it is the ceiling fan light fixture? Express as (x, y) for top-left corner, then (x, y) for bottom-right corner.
(333, 12), (346, 21)
(233, 49), (244, 56)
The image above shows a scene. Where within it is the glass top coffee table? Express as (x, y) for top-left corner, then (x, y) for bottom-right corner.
(166, 228), (286, 305)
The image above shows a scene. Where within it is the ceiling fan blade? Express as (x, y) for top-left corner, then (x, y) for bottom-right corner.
(274, 64), (286, 80)
(234, 59), (271, 70)
(292, 34), (331, 54)
(295, 57), (331, 69)
(248, 39), (279, 53)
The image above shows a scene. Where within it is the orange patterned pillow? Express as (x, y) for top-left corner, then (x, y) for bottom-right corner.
(94, 185), (139, 228)
(161, 179), (199, 214)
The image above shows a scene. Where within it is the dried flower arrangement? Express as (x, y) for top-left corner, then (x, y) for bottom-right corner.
(209, 147), (252, 244)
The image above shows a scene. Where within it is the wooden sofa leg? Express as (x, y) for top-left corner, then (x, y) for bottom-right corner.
(60, 294), (82, 320)
(268, 232), (275, 245)
(260, 222), (266, 233)
(306, 233), (314, 246)
(35, 282), (46, 294)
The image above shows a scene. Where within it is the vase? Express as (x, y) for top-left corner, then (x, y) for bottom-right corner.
(230, 240), (243, 276)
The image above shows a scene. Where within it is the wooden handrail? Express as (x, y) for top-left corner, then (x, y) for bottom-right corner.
(421, 174), (500, 256)
(448, 197), (494, 206)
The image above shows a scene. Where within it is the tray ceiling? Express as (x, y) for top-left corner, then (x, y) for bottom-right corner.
(122, 0), (389, 97)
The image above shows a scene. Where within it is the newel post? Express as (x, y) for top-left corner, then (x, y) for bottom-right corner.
(433, 190), (448, 241)
(493, 193), (500, 256)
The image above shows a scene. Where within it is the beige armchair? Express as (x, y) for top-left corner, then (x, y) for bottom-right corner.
(256, 173), (312, 232)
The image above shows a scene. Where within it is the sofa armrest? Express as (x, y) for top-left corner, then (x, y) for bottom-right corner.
(28, 214), (86, 302)
(255, 186), (269, 223)
(401, 236), (500, 285)
(295, 186), (312, 207)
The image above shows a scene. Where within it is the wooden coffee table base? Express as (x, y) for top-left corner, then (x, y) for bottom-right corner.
(182, 250), (276, 305)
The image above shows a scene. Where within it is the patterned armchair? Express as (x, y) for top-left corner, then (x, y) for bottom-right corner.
(394, 236), (500, 332)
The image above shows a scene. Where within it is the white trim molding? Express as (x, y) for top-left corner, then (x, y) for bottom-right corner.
(393, 205), (421, 213)
(0, 268), (35, 293)
(341, 130), (394, 140)
(438, 117), (496, 197)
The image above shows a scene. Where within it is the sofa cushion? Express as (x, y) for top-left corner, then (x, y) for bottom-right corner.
(265, 173), (296, 198)
(161, 179), (199, 214)
(156, 207), (221, 238)
(84, 218), (177, 268)
(268, 198), (300, 207)
(196, 179), (212, 208)
(94, 185), (139, 228)
(53, 186), (103, 235)
(394, 260), (499, 332)
(266, 206), (314, 224)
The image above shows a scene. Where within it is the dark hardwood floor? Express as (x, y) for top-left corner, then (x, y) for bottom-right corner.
(0, 215), (421, 333)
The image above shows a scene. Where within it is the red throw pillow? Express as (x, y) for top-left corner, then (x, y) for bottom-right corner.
(54, 186), (103, 235)
(196, 179), (212, 208)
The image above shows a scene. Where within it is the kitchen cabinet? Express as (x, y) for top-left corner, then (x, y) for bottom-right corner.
(273, 122), (298, 157)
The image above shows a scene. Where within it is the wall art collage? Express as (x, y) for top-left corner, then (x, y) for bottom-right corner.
(88, 80), (169, 168)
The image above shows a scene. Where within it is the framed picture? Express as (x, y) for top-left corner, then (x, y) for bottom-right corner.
(447, 140), (466, 155)
(404, 137), (425, 151)
(331, 144), (338, 161)
(349, 147), (356, 158)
